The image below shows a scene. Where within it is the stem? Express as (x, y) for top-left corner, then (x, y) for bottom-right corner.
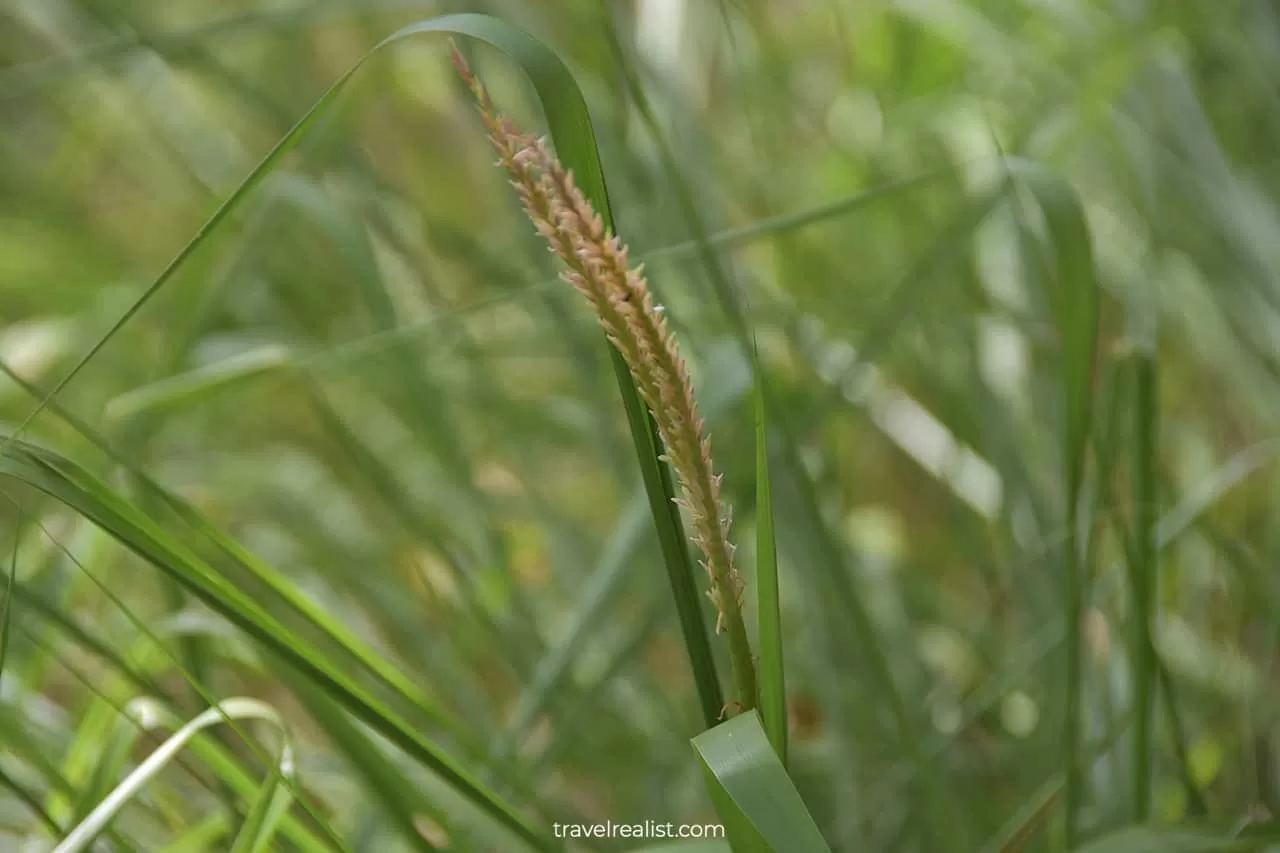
(723, 606), (758, 712)
(1132, 351), (1158, 821)
(1064, 485), (1084, 848)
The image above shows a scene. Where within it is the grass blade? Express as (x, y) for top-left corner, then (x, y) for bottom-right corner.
(1131, 348), (1158, 821)
(281, 670), (448, 853)
(1074, 828), (1259, 853)
(54, 697), (290, 853)
(692, 710), (831, 853)
(1008, 159), (1100, 845)
(0, 509), (17, 682)
(157, 815), (230, 853)
(227, 753), (293, 853)
(752, 374), (785, 764)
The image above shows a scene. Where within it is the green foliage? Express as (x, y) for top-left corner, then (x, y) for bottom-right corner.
(2, 1), (1279, 851)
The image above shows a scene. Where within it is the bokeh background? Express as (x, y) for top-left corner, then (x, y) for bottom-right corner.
(3, 0), (1280, 851)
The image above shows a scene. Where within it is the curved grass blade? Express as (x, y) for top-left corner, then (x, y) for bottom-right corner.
(184, 731), (334, 853)
(18, 600), (339, 853)
(0, 9), (723, 731)
(629, 844), (731, 853)
(692, 710), (831, 853)
(54, 697), (291, 853)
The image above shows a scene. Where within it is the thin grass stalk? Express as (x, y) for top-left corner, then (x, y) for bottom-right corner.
(0, 507), (17, 682)
(1132, 350), (1158, 820)
(1063, 496), (1084, 848)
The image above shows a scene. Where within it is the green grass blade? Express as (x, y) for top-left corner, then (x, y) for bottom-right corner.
(183, 738), (332, 853)
(752, 375), (785, 764)
(280, 670), (447, 853)
(1074, 829), (1259, 853)
(501, 492), (649, 751)
(1131, 349), (1158, 821)
(1008, 159), (1100, 845)
(0, 763), (63, 837)
(692, 711), (831, 853)
(0, 509), (17, 682)
(157, 815), (230, 853)
(227, 752), (293, 853)
(104, 344), (291, 421)
(7, 580), (167, 698)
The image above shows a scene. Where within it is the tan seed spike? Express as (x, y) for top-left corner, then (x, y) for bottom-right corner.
(452, 42), (757, 715)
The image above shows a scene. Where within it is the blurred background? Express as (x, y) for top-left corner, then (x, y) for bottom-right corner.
(3, 0), (1280, 850)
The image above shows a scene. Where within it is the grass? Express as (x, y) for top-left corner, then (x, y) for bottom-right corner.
(3, 0), (1280, 851)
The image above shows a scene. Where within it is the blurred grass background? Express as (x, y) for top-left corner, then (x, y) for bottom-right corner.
(3, 0), (1280, 850)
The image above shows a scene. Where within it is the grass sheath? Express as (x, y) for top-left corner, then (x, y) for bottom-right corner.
(452, 45), (758, 715)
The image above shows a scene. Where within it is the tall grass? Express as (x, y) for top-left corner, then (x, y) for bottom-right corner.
(2, 1), (1280, 851)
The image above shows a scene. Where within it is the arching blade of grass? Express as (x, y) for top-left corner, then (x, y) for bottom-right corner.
(66, 702), (153, 833)
(1007, 160), (1100, 846)
(630, 844), (730, 853)
(692, 711), (831, 853)
(183, 729), (335, 853)
(54, 697), (290, 853)
(2, 9), (723, 731)
(0, 439), (551, 851)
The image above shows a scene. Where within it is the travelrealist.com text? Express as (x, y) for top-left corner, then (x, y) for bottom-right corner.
(552, 821), (726, 840)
